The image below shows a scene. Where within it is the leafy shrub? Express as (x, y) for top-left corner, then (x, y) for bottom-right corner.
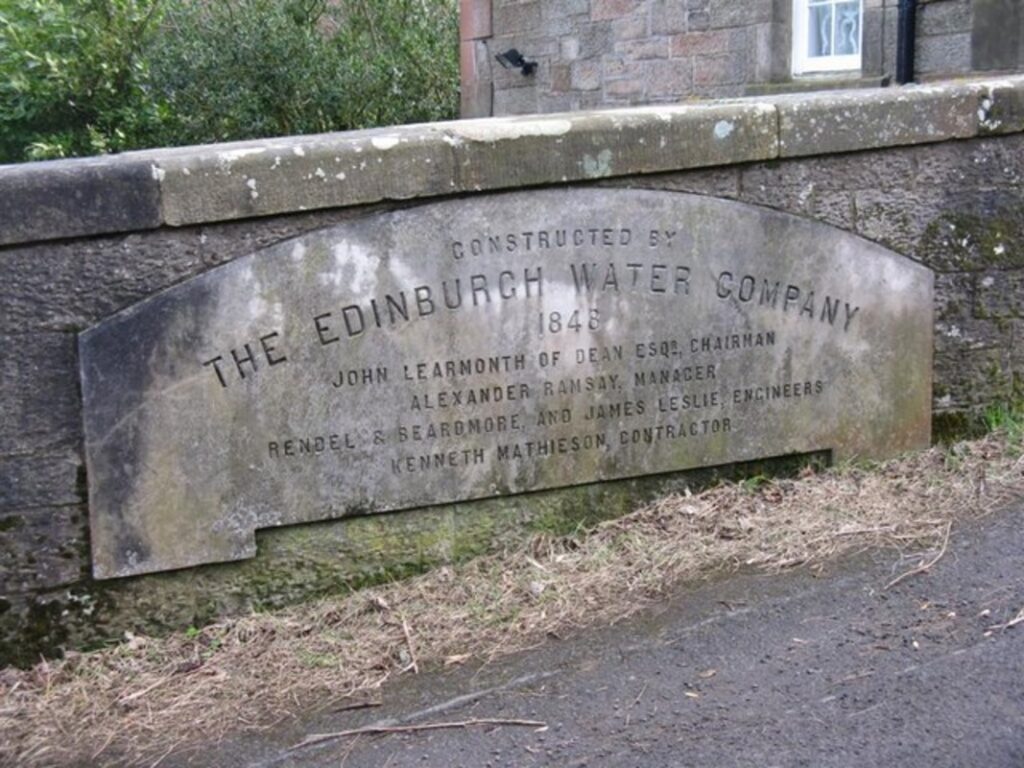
(142, 0), (351, 146)
(0, 0), (458, 163)
(327, 0), (461, 128)
(0, 0), (164, 161)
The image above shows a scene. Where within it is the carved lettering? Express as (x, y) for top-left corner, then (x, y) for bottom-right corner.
(81, 189), (931, 579)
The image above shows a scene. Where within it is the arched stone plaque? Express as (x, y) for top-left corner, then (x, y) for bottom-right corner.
(80, 189), (932, 578)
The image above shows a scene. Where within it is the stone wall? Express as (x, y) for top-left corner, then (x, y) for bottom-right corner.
(461, 0), (1021, 117)
(2, 78), (1023, 664)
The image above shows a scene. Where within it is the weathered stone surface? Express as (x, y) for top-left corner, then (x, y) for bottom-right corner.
(735, 166), (856, 232)
(972, 0), (1023, 72)
(861, 6), (886, 76)
(981, 78), (1024, 136)
(934, 314), (1012, 356)
(778, 85), (981, 158)
(740, 147), (918, 197)
(708, 0), (772, 28)
(0, 507), (86, 594)
(693, 50), (751, 88)
(153, 100), (778, 225)
(460, 40), (494, 119)
(648, 0), (686, 33)
(0, 156), (160, 247)
(0, 333), (80, 455)
(451, 103), (778, 189)
(591, 0), (642, 21)
(934, 347), (1014, 409)
(576, 23), (615, 57)
(80, 189), (933, 579)
(918, 1), (972, 37)
(0, 78), (1022, 244)
(571, 59), (603, 90)
(621, 166), (741, 198)
(912, 137), (1024, 194)
(1011, 320), (1024, 399)
(155, 128), (458, 228)
(493, 0), (541, 29)
(0, 233), (208, 333)
(934, 272), (977, 325)
(853, 185), (953, 258)
(492, 87), (542, 115)
(542, 0), (589, 20)
(671, 29), (732, 57)
(917, 207), (1024, 273)
(0, 453), (81, 511)
(917, 33), (973, 76)
(460, 0), (492, 40)
(0, 211), (358, 334)
(975, 269), (1024, 318)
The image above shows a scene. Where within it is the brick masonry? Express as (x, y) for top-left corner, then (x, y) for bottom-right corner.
(1, 79), (1023, 664)
(464, 0), (1020, 116)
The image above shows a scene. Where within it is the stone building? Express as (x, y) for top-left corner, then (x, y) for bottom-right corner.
(460, 0), (1024, 116)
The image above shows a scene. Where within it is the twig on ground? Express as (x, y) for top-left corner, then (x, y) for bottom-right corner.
(338, 735), (362, 767)
(290, 717), (547, 751)
(625, 682), (647, 726)
(987, 607), (1024, 632)
(90, 730), (118, 761)
(885, 521), (953, 590)
(628, 683), (648, 710)
(147, 738), (184, 768)
(116, 676), (172, 707)
(400, 615), (420, 675)
(332, 699), (382, 713)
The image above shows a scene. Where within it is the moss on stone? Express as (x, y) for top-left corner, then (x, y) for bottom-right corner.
(0, 454), (829, 667)
(3, 598), (69, 665)
(0, 515), (23, 532)
(919, 210), (1024, 272)
(932, 410), (989, 444)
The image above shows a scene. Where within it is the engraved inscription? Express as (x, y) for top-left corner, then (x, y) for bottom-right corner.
(80, 189), (933, 578)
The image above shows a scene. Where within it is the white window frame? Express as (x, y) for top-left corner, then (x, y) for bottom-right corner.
(792, 0), (863, 75)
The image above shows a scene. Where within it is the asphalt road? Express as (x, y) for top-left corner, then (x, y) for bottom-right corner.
(176, 501), (1024, 768)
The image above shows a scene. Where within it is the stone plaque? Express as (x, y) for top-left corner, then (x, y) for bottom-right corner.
(80, 189), (933, 578)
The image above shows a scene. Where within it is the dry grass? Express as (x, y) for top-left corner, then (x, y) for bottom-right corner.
(2, 434), (1023, 767)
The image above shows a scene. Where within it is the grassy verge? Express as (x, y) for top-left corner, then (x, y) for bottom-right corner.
(984, 401), (1024, 444)
(2, 431), (1023, 767)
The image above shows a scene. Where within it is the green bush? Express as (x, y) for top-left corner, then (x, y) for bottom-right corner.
(0, 0), (164, 161)
(0, 0), (458, 163)
(327, 0), (461, 128)
(142, 0), (353, 146)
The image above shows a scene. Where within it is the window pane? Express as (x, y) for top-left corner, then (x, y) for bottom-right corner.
(808, 4), (834, 58)
(835, 2), (861, 55)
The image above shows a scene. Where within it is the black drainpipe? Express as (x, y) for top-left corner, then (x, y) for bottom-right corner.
(895, 0), (918, 84)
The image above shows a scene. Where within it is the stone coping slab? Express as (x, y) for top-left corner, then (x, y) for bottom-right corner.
(1, 76), (1023, 246)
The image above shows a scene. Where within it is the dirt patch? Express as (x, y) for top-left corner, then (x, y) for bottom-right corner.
(2, 434), (1023, 767)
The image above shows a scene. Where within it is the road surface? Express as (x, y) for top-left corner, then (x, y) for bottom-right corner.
(172, 501), (1024, 768)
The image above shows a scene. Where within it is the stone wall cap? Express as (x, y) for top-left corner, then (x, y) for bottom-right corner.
(1, 75), (1023, 246)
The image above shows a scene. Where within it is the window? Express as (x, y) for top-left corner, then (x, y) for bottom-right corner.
(792, 0), (863, 75)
